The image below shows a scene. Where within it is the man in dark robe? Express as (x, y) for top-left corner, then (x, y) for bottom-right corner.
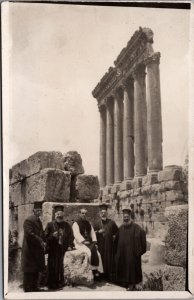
(72, 208), (103, 278)
(21, 201), (45, 292)
(115, 207), (146, 291)
(45, 205), (74, 290)
(93, 203), (118, 282)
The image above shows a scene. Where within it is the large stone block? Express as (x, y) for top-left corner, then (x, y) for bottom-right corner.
(136, 265), (163, 291)
(162, 265), (186, 291)
(22, 168), (71, 204)
(132, 177), (142, 189)
(158, 165), (183, 182)
(73, 175), (100, 202)
(42, 202), (100, 229)
(120, 180), (133, 191)
(159, 181), (182, 192)
(18, 204), (34, 247)
(10, 151), (63, 184)
(63, 151), (84, 175)
(149, 240), (165, 265)
(142, 173), (158, 186)
(165, 190), (184, 202)
(64, 250), (94, 286)
(9, 182), (24, 206)
(164, 205), (188, 267)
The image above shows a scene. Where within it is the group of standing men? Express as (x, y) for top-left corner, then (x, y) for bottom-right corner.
(21, 201), (146, 292)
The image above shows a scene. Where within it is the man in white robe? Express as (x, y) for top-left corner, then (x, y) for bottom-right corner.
(72, 208), (103, 277)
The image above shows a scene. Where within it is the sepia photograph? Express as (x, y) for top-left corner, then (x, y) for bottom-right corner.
(2, 1), (194, 299)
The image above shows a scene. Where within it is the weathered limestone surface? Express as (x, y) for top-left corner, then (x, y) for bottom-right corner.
(63, 151), (84, 176)
(137, 265), (163, 291)
(42, 202), (100, 229)
(106, 100), (114, 186)
(164, 205), (188, 267)
(133, 65), (147, 177)
(142, 173), (158, 186)
(158, 165), (183, 182)
(10, 182), (23, 206)
(162, 265), (185, 291)
(114, 93), (123, 183)
(99, 107), (106, 187)
(73, 175), (100, 202)
(64, 250), (94, 286)
(18, 204), (34, 247)
(149, 240), (165, 265)
(10, 151), (63, 184)
(15, 169), (71, 204)
(159, 181), (182, 192)
(9, 248), (23, 282)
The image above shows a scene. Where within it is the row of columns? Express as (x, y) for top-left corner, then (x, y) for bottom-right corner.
(99, 53), (163, 188)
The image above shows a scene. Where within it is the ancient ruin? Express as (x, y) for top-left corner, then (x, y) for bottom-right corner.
(8, 28), (188, 292)
(92, 27), (188, 238)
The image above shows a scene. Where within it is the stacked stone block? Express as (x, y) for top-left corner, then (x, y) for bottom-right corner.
(102, 165), (187, 239)
(9, 151), (99, 253)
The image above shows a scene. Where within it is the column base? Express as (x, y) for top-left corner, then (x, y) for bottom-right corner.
(120, 179), (133, 191)
(111, 183), (121, 194)
(103, 185), (112, 196)
(142, 172), (158, 186)
(132, 176), (143, 189)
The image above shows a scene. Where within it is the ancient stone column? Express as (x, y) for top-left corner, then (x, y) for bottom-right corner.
(145, 52), (163, 172)
(133, 64), (148, 176)
(113, 89), (124, 183)
(122, 78), (135, 180)
(99, 105), (106, 187)
(106, 98), (114, 185)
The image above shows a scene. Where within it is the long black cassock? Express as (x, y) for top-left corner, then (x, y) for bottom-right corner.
(94, 219), (118, 281)
(45, 220), (74, 289)
(115, 222), (146, 286)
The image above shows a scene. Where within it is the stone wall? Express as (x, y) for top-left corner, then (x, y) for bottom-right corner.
(102, 165), (187, 238)
(9, 151), (100, 237)
(9, 151), (100, 281)
(42, 202), (100, 229)
(138, 205), (188, 291)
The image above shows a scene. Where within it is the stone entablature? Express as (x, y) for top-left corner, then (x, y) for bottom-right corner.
(92, 27), (154, 103)
(92, 27), (163, 190)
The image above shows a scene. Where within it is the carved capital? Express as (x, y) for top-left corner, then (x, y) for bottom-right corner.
(120, 77), (133, 91)
(132, 64), (146, 80)
(144, 52), (160, 66)
(142, 28), (154, 43)
(112, 87), (123, 101)
(98, 103), (106, 114)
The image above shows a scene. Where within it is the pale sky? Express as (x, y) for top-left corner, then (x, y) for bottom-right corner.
(5, 3), (190, 176)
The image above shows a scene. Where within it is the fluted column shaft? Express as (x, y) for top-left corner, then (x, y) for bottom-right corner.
(114, 90), (123, 183)
(133, 65), (148, 176)
(106, 99), (114, 185)
(146, 53), (163, 172)
(99, 105), (106, 187)
(123, 79), (135, 179)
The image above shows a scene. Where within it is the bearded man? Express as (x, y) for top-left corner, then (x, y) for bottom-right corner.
(115, 207), (146, 291)
(45, 205), (74, 290)
(94, 203), (118, 282)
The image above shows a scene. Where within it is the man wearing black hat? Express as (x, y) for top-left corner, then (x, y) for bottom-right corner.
(45, 205), (74, 290)
(21, 201), (46, 292)
(115, 206), (146, 291)
(93, 203), (118, 282)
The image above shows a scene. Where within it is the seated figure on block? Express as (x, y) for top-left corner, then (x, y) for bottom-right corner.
(72, 208), (103, 278)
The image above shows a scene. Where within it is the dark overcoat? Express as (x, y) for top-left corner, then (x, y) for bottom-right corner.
(45, 220), (74, 288)
(115, 222), (146, 285)
(21, 215), (45, 273)
(94, 218), (118, 280)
